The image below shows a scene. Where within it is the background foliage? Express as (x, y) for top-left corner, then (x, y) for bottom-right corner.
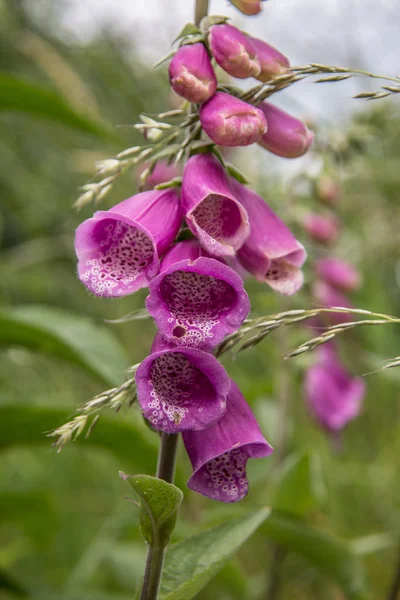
(1, 0), (399, 598)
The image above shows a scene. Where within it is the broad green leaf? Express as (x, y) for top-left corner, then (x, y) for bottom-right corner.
(0, 405), (158, 473)
(0, 567), (28, 597)
(159, 508), (269, 600)
(272, 452), (323, 516)
(262, 511), (369, 600)
(0, 491), (56, 548)
(0, 306), (129, 386)
(0, 74), (115, 140)
(121, 474), (183, 548)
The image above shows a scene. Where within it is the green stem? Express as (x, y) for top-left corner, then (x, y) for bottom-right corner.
(387, 547), (400, 600)
(139, 434), (179, 600)
(156, 433), (179, 483)
(194, 0), (209, 26)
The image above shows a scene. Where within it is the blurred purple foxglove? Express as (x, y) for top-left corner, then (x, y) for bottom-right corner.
(302, 213), (340, 245)
(138, 161), (180, 191)
(75, 189), (182, 297)
(209, 24), (260, 79)
(181, 153), (250, 256)
(146, 240), (250, 349)
(316, 258), (361, 292)
(249, 36), (290, 81)
(199, 92), (267, 147)
(135, 333), (229, 433)
(229, 0), (263, 15)
(258, 102), (314, 158)
(305, 344), (365, 431)
(229, 178), (306, 295)
(316, 176), (341, 205)
(312, 281), (353, 324)
(168, 43), (217, 103)
(183, 379), (273, 502)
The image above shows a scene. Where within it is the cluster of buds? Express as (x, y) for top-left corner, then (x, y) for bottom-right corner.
(168, 17), (313, 156)
(74, 11), (315, 503)
(301, 177), (366, 434)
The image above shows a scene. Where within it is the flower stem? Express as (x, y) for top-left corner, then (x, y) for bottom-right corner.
(139, 434), (179, 600)
(156, 433), (179, 483)
(194, 0), (209, 26)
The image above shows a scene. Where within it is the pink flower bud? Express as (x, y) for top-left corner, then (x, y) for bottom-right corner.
(209, 24), (260, 79)
(312, 281), (353, 325)
(316, 176), (342, 205)
(258, 102), (314, 158)
(200, 92), (267, 147)
(249, 36), (290, 81)
(302, 213), (340, 245)
(168, 43), (217, 104)
(229, 0), (263, 16)
(316, 258), (362, 292)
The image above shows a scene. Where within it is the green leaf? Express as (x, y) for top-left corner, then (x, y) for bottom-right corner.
(226, 163), (250, 185)
(272, 452), (323, 516)
(121, 474), (183, 548)
(159, 508), (269, 600)
(0, 567), (28, 597)
(0, 306), (129, 386)
(0, 491), (56, 548)
(0, 405), (158, 473)
(262, 511), (369, 600)
(0, 74), (115, 140)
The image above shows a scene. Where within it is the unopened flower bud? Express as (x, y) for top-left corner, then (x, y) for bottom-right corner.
(168, 43), (217, 103)
(302, 213), (340, 245)
(229, 0), (264, 16)
(249, 36), (290, 81)
(315, 176), (342, 205)
(209, 24), (260, 79)
(200, 92), (267, 147)
(312, 281), (353, 325)
(316, 258), (362, 292)
(258, 102), (314, 158)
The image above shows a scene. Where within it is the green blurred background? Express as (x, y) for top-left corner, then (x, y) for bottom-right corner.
(1, 0), (399, 598)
